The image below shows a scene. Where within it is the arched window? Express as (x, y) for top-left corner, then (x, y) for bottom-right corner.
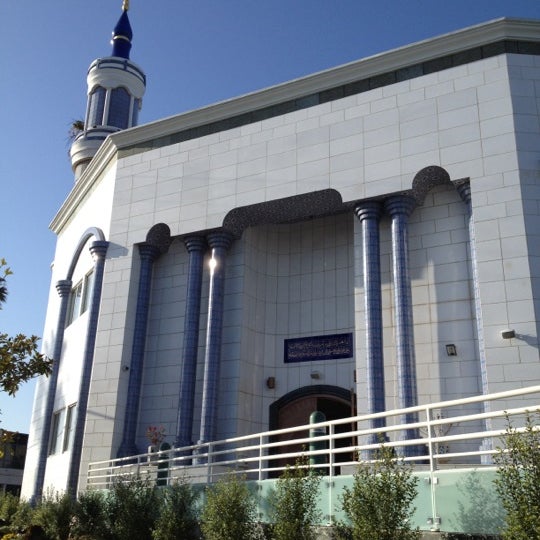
(87, 87), (106, 128)
(108, 87), (130, 129)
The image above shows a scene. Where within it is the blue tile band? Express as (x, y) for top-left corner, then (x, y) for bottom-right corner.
(66, 240), (108, 494)
(175, 236), (206, 451)
(31, 279), (72, 502)
(198, 231), (234, 448)
(385, 195), (420, 455)
(117, 243), (162, 458)
(355, 202), (386, 444)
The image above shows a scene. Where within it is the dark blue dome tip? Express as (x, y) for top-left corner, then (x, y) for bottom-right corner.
(111, 10), (133, 58)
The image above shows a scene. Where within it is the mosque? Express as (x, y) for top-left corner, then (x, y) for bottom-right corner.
(21, 3), (540, 499)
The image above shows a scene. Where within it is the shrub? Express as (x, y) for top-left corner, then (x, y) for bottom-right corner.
(494, 411), (540, 540)
(71, 490), (111, 540)
(200, 473), (257, 540)
(269, 456), (321, 540)
(152, 479), (199, 540)
(0, 492), (22, 533)
(340, 444), (420, 540)
(8, 499), (34, 536)
(107, 477), (161, 540)
(33, 490), (75, 540)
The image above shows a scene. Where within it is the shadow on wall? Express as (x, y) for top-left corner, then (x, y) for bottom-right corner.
(451, 470), (505, 536)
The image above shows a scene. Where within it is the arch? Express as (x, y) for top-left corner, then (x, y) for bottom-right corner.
(269, 384), (353, 430)
(411, 165), (452, 204)
(268, 385), (355, 474)
(223, 189), (344, 236)
(66, 227), (106, 280)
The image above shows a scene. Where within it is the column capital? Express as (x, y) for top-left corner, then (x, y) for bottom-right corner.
(184, 235), (207, 253)
(56, 280), (72, 297)
(207, 230), (234, 252)
(354, 200), (383, 221)
(456, 182), (471, 205)
(89, 240), (109, 261)
(384, 195), (416, 217)
(138, 242), (162, 263)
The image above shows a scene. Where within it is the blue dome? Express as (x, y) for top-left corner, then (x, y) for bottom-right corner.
(111, 10), (133, 58)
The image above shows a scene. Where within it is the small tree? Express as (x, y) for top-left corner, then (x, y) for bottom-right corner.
(33, 490), (76, 540)
(152, 479), (200, 540)
(494, 412), (540, 540)
(340, 444), (420, 540)
(0, 492), (27, 536)
(0, 259), (52, 396)
(71, 489), (112, 540)
(200, 473), (257, 540)
(107, 477), (161, 540)
(270, 456), (322, 540)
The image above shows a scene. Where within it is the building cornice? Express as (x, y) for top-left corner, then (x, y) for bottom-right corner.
(50, 17), (540, 234)
(109, 17), (540, 149)
(50, 141), (117, 233)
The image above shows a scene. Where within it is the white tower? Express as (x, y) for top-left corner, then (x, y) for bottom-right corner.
(70, 1), (146, 180)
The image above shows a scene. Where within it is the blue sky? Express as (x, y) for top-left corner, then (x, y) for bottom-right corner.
(1, 1), (539, 433)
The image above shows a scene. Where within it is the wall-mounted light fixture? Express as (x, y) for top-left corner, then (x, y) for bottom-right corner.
(501, 329), (515, 339)
(266, 376), (275, 389)
(310, 371), (321, 380)
(445, 344), (457, 356)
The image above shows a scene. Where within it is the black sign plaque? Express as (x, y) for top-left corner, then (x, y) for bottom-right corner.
(284, 333), (353, 363)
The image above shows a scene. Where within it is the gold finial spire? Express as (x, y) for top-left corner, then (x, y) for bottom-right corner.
(122, 0), (129, 11)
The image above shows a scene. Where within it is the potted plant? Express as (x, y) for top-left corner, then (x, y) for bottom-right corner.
(146, 425), (166, 458)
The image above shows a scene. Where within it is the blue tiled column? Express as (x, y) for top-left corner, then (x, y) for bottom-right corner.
(31, 279), (72, 502)
(385, 195), (419, 453)
(355, 202), (386, 441)
(457, 183), (492, 459)
(198, 231), (234, 447)
(67, 240), (108, 495)
(175, 236), (206, 450)
(117, 243), (162, 458)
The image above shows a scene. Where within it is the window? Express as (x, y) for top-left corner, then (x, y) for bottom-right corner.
(87, 86), (106, 127)
(49, 409), (65, 455)
(131, 98), (140, 126)
(108, 87), (130, 129)
(81, 269), (95, 314)
(66, 269), (94, 326)
(63, 404), (76, 452)
(67, 280), (83, 326)
(48, 404), (76, 455)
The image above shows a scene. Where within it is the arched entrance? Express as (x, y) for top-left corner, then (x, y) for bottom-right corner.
(269, 385), (355, 475)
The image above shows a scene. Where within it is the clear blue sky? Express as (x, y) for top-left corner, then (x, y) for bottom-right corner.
(0, 1), (538, 433)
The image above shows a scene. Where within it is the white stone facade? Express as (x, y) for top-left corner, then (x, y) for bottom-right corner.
(22, 18), (540, 498)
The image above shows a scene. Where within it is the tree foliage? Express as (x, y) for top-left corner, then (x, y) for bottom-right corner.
(152, 479), (200, 540)
(107, 477), (161, 540)
(0, 259), (52, 396)
(33, 490), (76, 540)
(494, 412), (540, 540)
(340, 444), (420, 540)
(270, 455), (322, 540)
(200, 473), (257, 540)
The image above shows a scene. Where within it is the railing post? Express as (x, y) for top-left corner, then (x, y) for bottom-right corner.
(207, 442), (213, 484)
(259, 434), (264, 481)
(328, 423), (335, 524)
(426, 405), (439, 531)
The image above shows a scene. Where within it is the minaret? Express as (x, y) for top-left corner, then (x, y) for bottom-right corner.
(70, 1), (146, 180)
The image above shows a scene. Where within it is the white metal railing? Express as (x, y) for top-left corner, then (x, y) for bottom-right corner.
(87, 385), (540, 491)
